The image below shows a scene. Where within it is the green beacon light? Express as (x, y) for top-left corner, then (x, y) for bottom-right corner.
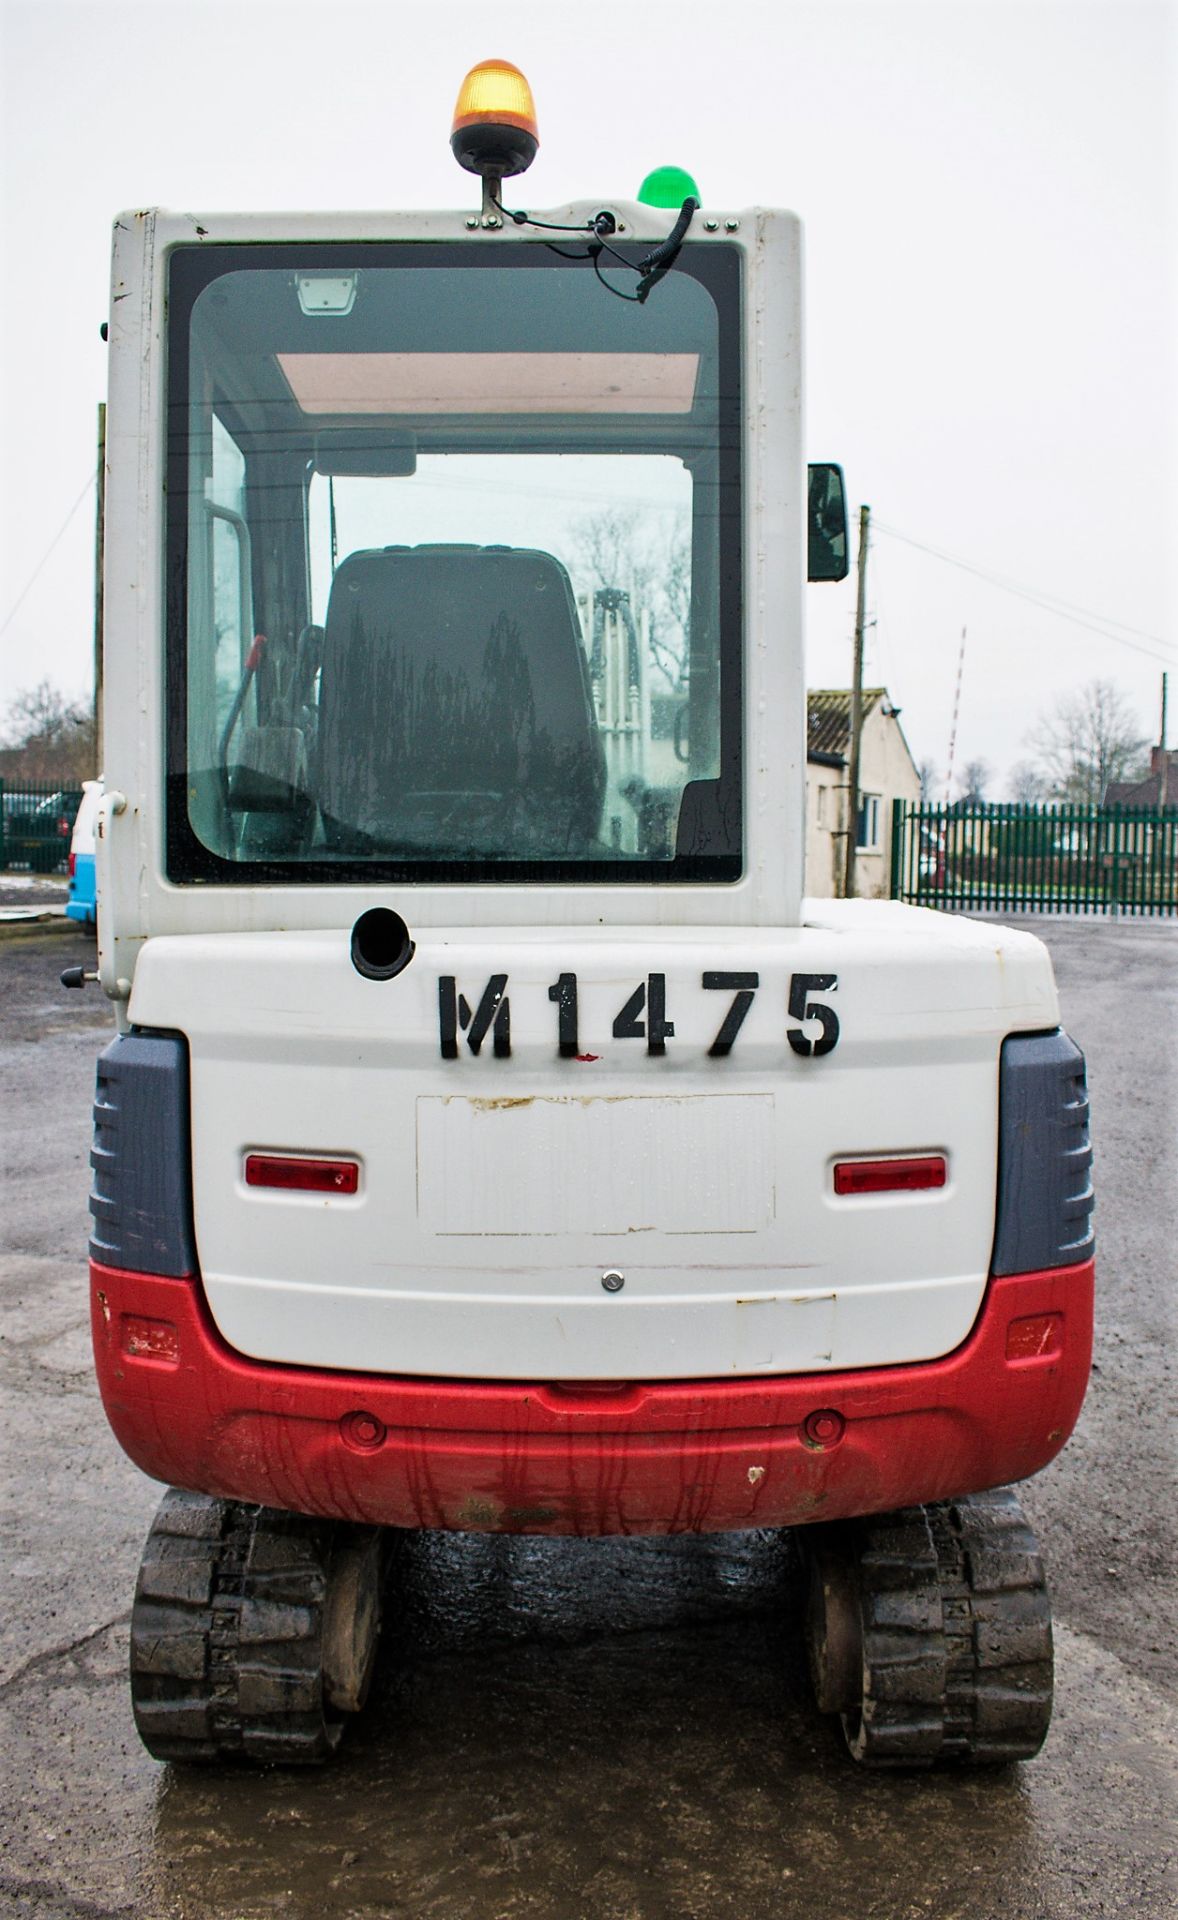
(637, 165), (701, 209)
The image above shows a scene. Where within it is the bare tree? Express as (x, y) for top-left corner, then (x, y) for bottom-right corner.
(1024, 679), (1148, 807)
(1007, 760), (1048, 804)
(574, 509), (650, 602)
(958, 758), (991, 804)
(916, 757), (938, 802)
(572, 509), (691, 691)
(0, 679), (95, 783)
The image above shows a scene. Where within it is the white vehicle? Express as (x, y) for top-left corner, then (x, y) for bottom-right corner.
(66, 778), (101, 928)
(84, 61), (1093, 1768)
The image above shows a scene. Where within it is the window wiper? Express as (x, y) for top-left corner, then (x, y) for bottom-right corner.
(633, 198), (698, 302)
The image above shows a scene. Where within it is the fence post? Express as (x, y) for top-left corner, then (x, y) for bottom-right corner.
(890, 799), (905, 899)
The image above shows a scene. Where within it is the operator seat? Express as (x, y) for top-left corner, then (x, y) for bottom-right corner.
(316, 544), (605, 857)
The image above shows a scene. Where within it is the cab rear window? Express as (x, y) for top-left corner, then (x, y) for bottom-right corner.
(165, 241), (742, 885)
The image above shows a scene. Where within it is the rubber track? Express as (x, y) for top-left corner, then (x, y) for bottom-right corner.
(835, 1487), (1053, 1767)
(130, 1488), (343, 1765)
(929, 1487), (1053, 1764)
(840, 1506), (944, 1765)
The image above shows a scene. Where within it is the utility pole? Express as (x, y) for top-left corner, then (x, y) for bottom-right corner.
(93, 402), (106, 770)
(944, 626), (967, 802)
(843, 503), (870, 900)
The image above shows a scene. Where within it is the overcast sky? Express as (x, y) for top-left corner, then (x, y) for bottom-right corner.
(0, 0), (1173, 793)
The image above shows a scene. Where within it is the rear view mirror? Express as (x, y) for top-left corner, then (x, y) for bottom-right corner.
(808, 463), (849, 582)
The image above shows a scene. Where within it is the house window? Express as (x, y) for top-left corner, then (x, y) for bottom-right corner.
(857, 793), (881, 850)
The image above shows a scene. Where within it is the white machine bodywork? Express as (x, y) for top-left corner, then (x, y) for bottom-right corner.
(127, 906), (1057, 1380)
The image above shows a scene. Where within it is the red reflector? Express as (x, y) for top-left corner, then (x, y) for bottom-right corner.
(1006, 1313), (1063, 1362)
(245, 1154), (360, 1194)
(68, 852), (77, 878)
(833, 1156), (947, 1196)
(122, 1315), (180, 1364)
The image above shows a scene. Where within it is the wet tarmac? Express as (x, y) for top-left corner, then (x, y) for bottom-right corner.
(1, 919), (1175, 1919)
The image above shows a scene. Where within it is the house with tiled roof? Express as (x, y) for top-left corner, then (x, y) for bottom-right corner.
(1104, 746), (1177, 811)
(806, 687), (921, 897)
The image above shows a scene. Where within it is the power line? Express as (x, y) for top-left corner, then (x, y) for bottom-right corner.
(872, 519), (1175, 665)
(0, 472), (97, 645)
(873, 518), (1167, 642)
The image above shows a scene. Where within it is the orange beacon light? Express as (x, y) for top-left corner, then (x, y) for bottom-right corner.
(450, 59), (539, 180)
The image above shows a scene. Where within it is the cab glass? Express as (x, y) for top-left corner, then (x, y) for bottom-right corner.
(165, 241), (742, 883)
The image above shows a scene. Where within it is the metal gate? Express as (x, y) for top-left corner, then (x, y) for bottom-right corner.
(0, 780), (82, 873)
(891, 801), (1178, 916)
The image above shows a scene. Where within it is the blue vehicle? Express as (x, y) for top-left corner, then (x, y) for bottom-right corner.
(66, 781), (99, 928)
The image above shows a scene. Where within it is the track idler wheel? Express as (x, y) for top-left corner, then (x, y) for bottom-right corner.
(801, 1487), (1053, 1767)
(129, 1489), (388, 1765)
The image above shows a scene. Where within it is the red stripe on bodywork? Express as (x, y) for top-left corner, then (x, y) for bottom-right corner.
(90, 1258), (1093, 1537)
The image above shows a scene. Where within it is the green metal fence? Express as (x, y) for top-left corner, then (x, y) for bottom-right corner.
(0, 780), (83, 873)
(891, 800), (1178, 916)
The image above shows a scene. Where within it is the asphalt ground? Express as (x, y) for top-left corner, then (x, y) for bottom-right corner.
(0, 872), (70, 917)
(0, 916), (1174, 1920)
